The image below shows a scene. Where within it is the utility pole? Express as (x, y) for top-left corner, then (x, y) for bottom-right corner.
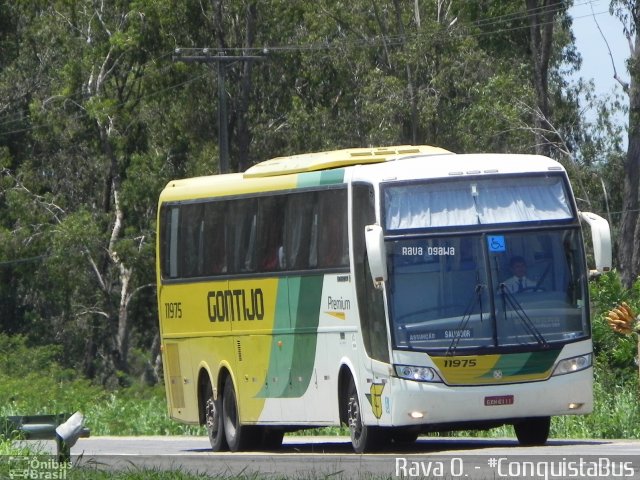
(173, 49), (266, 174)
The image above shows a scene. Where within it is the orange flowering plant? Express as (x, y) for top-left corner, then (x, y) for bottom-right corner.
(606, 302), (639, 336)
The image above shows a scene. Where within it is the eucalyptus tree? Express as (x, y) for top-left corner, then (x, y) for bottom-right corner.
(0, 0), (216, 383)
(609, 0), (640, 288)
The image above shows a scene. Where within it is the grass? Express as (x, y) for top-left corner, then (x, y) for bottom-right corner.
(84, 385), (205, 436)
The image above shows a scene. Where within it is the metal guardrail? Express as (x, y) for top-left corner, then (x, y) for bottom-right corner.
(1, 413), (90, 462)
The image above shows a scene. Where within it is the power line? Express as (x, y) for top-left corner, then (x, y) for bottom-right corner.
(0, 255), (48, 267)
(170, 2), (605, 55)
(0, 67), (210, 138)
(172, 49), (267, 174)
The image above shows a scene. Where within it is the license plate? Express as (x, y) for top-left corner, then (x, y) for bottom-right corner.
(484, 395), (514, 406)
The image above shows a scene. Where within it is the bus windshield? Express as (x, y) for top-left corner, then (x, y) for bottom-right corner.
(384, 174), (572, 230)
(387, 229), (588, 353)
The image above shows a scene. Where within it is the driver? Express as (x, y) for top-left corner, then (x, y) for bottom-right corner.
(503, 256), (537, 293)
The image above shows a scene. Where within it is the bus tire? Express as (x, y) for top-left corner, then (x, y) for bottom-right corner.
(345, 376), (383, 453)
(222, 376), (255, 451)
(514, 416), (551, 446)
(204, 381), (227, 451)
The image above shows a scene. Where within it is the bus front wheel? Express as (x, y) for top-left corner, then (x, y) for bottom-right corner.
(222, 376), (255, 451)
(205, 381), (227, 451)
(514, 416), (551, 446)
(345, 377), (383, 453)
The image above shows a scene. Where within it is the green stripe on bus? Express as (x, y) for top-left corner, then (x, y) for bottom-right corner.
(512, 349), (560, 376)
(480, 352), (530, 378)
(297, 169), (345, 187)
(258, 276), (323, 399)
(285, 276), (323, 397)
(480, 350), (560, 379)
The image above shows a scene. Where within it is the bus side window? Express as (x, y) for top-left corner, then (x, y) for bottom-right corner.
(283, 191), (315, 270)
(180, 203), (204, 278)
(316, 188), (348, 268)
(229, 198), (257, 273)
(257, 196), (285, 272)
(202, 201), (227, 275)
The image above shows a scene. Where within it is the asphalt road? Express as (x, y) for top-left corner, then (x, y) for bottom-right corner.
(52, 435), (640, 478)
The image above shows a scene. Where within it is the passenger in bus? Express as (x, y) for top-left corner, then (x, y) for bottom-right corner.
(262, 245), (284, 271)
(503, 256), (538, 293)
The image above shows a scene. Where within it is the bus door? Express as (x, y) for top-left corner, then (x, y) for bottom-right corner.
(353, 184), (391, 424)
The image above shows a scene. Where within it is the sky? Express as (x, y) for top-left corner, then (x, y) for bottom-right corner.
(569, 0), (629, 136)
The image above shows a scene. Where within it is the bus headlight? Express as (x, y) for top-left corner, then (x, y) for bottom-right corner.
(551, 354), (592, 376)
(395, 365), (442, 383)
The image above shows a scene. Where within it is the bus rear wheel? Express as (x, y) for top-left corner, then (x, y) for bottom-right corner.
(222, 376), (256, 451)
(514, 416), (551, 446)
(205, 381), (227, 451)
(345, 377), (383, 453)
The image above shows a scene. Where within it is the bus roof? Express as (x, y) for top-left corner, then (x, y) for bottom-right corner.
(159, 145), (452, 202)
(243, 145), (451, 178)
(349, 152), (566, 183)
(159, 147), (566, 203)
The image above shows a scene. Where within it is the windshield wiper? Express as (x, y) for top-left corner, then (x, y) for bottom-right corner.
(498, 283), (549, 348)
(446, 284), (485, 356)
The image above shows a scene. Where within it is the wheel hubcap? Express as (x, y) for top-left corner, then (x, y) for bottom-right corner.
(206, 398), (219, 436)
(347, 395), (362, 440)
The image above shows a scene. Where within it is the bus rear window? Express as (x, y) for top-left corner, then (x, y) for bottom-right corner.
(384, 174), (572, 231)
(159, 205), (180, 279)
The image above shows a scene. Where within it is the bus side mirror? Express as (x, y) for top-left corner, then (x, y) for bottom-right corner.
(365, 224), (387, 289)
(579, 211), (612, 277)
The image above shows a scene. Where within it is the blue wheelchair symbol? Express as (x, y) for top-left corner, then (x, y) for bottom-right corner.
(488, 235), (506, 252)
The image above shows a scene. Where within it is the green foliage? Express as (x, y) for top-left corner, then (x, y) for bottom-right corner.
(552, 372), (640, 439)
(589, 271), (640, 379)
(0, 334), (106, 417)
(0, 333), (200, 435)
(86, 386), (204, 436)
(0, 434), (34, 455)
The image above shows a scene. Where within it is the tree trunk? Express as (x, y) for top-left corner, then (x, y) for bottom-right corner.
(391, 0), (418, 144)
(619, 30), (640, 288)
(95, 117), (134, 377)
(237, 2), (257, 172)
(110, 189), (133, 375)
(525, 0), (559, 157)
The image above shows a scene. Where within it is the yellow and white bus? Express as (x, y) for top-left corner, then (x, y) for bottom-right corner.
(156, 145), (611, 453)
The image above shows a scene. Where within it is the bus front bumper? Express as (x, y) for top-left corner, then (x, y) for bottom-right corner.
(381, 367), (592, 427)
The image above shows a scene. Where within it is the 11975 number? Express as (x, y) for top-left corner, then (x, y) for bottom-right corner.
(443, 359), (477, 368)
(164, 302), (182, 319)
